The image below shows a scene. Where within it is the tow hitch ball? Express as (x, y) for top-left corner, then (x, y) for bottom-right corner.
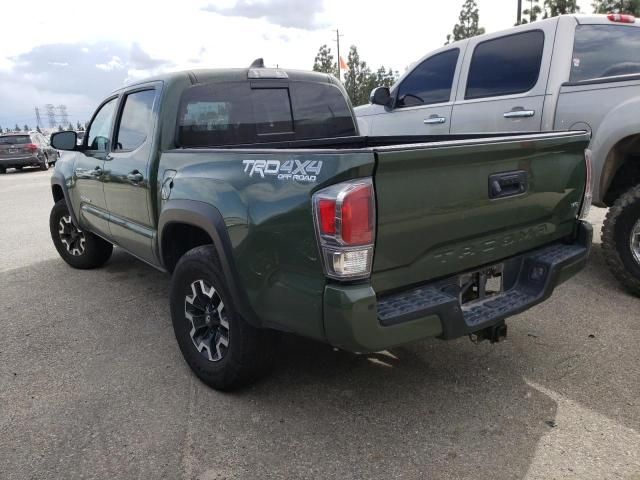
(469, 321), (508, 344)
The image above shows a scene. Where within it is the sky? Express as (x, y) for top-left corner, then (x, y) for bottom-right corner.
(0, 0), (593, 129)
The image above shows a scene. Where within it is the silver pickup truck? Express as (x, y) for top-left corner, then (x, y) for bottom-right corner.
(356, 13), (640, 295)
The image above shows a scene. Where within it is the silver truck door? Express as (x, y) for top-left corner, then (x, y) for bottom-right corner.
(451, 20), (558, 133)
(370, 48), (462, 135)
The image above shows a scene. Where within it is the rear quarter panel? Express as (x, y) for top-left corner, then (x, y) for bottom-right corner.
(158, 149), (374, 339)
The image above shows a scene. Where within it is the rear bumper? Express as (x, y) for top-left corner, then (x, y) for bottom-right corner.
(0, 155), (39, 167)
(323, 221), (592, 353)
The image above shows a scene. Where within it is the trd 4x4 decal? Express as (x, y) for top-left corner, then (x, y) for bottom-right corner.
(242, 159), (323, 183)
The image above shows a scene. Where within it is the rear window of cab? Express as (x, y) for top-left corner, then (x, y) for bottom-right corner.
(176, 81), (356, 147)
(570, 24), (640, 82)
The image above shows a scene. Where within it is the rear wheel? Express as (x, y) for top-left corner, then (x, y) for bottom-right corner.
(602, 184), (640, 295)
(170, 245), (274, 390)
(39, 155), (49, 171)
(49, 199), (113, 269)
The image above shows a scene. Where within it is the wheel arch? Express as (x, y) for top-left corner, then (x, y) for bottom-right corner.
(599, 133), (640, 206)
(50, 171), (79, 226)
(158, 199), (261, 328)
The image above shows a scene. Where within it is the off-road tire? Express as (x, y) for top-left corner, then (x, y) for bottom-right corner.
(602, 184), (640, 295)
(49, 199), (113, 269)
(170, 245), (274, 391)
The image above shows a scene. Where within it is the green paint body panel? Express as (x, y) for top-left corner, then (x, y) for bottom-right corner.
(50, 67), (592, 353)
(372, 132), (590, 293)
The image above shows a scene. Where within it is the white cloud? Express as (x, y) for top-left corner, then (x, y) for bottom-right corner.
(0, 0), (595, 127)
(95, 56), (124, 71)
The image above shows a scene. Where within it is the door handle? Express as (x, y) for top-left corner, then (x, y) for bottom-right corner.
(503, 109), (535, 119)
(127, 171), (144, 183)
(424, 116), (447, 125)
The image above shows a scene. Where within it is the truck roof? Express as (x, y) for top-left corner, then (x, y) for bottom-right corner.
(117, 67), (340, 94)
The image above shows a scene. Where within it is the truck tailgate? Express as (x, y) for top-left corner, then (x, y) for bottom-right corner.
(371, 131), (590, 293)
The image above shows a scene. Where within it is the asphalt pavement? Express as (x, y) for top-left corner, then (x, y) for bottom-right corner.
(0, 168), (638, 480)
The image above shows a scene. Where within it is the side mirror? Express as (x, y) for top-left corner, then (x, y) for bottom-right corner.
(370, 86), (392, 107)
(50, 131), (78, 151)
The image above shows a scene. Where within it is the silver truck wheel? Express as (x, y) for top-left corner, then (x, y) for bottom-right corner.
(602, 184), (640, 296)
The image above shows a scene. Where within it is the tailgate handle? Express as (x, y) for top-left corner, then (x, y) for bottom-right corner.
(489, 171), (528, 199)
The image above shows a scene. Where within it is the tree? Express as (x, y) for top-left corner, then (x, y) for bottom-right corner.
(36, 126), (42, 133)
(14, 124), (20, 132)
(68, 123), (74, 131)
(592, 0), (640, 14)
(23, 124), (30, 132)
(344, 46), (374, 106)
(544, 0), (580, 17)
(312, 44), (338, 77)
(446, 0), (485, 44)
(76, 121), (84, 131)
(57, 125), (63, 132)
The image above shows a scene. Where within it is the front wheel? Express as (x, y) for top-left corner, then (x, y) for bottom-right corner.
(49, 199), (113, 269)
(170, 245), (275, 390)
(602, 184), (640, 295)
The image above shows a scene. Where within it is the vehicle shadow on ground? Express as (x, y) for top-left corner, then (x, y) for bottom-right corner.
(0, 245), (637, 479)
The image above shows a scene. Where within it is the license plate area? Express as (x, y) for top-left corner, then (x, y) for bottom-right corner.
(8, 148), (17, 154)
(459, 264), (503, 307)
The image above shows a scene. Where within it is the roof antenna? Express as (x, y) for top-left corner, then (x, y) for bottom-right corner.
(250, 58), (264, 68)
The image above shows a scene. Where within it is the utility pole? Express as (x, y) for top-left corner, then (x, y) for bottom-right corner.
(334, 28), (343, 80)
(517, 0), (522, 24)
(34, 107), (42, 129)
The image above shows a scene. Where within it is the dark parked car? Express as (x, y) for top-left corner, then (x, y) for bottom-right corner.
(0, 132), (59, 173)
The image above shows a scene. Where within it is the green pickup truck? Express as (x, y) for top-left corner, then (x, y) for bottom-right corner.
(48, 63), (592, 390)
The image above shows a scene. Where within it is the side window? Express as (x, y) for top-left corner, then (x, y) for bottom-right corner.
(465, 30), (545, 100)
(397, 49), (459, 108)
(571, 25), (640, 82)
(115, 90), (156, 151)
(86, 98), (117, 151)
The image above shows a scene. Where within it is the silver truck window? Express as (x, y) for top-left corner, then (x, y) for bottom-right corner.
(115, 89), (156, 151)
(570, 25), (640, 83)
(396, 49), (459, 107)
(465, 30), (544, 100)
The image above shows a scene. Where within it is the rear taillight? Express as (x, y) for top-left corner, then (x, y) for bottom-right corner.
(313, 178), (375, 280)
(580, 149), (593, 219)
(607, 13), (635, 23)
(26, 143), (38, 153)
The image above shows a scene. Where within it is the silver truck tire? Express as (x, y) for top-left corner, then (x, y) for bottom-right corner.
(602, 184), (640, 296)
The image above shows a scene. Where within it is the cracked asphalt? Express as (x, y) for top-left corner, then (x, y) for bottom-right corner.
(0, 168), (639, 480)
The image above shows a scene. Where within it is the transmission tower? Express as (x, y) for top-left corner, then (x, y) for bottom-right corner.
(57, 105), (69, 127)
(45, 104), (56, 129)
(34, 107), (42, 129)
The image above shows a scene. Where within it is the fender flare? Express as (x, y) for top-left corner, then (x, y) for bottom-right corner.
(590, 96), (640, 204)
(158, 199), (260, 328)
(50, 171), (80, 227)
